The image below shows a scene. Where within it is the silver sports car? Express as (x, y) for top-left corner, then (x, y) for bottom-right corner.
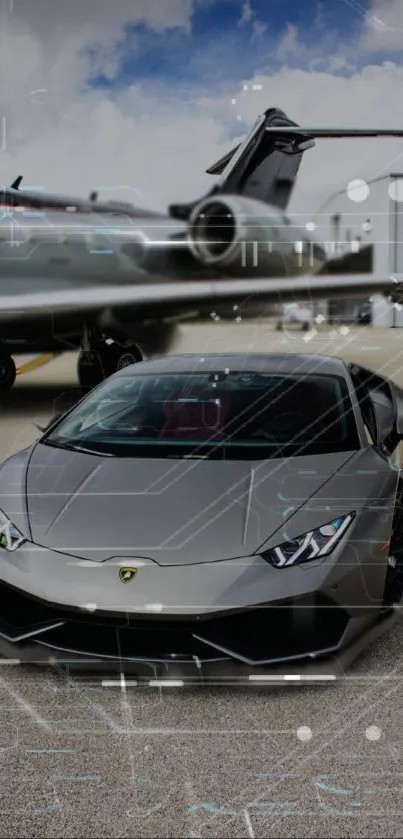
(0, 352), (403, 683)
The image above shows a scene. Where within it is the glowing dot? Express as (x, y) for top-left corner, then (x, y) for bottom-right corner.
(365, 725), (382, 741)
(388, 179), (403, 202)
(306, 221), (316, 231)
(297, 725), (312, 741)
(347, 179), (369, 202)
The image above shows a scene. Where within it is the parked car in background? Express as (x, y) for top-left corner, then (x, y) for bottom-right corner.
(277, 303), (314, 332)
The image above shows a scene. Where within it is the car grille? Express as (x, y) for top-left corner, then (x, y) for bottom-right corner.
(0, 581), (349, 664)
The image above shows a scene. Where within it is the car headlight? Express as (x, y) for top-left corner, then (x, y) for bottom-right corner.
(0, 510), (26, 552)
(261, 513), (354, 568)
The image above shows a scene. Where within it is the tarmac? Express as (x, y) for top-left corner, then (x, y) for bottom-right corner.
(1, 320), (403, 838)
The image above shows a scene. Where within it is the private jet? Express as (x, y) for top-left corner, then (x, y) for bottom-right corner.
(0, 107), (402, 392)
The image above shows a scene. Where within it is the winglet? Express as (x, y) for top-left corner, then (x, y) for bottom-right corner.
(10, 175), (23, 190)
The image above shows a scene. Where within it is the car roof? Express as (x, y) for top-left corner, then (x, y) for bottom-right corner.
(114, 353), (351, 378)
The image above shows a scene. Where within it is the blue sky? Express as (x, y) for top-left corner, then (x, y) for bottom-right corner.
(89, 0), (387, 95)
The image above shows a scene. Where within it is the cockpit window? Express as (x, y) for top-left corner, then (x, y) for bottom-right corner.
(43, 371), (360, 459)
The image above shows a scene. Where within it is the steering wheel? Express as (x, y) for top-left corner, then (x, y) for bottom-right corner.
(253, 411), (327, 439)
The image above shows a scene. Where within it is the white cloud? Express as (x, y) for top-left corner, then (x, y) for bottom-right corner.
(275, 24), (305, 62)
(238, 1), (253, 26)
(359, 0), (403, 52)
(251, 20), (268, 40)
(314, 2), (326, 30)
(2, 0), (403, 231)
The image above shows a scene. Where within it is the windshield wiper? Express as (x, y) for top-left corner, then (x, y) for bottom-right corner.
(43, 439), (115, 457)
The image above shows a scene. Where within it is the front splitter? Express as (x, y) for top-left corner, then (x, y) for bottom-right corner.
(0, 606), (399, 685)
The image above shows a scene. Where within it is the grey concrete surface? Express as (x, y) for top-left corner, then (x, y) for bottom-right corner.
(2, 322), (403, 838)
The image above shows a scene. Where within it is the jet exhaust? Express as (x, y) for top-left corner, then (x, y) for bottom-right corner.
(188, 194), (298, 277)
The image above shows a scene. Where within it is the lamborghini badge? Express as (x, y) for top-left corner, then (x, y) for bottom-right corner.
(119, 567), (138, 583)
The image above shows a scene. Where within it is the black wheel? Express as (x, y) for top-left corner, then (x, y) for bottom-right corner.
(0, 351), (16, 392)
(77, 341), (143, 390)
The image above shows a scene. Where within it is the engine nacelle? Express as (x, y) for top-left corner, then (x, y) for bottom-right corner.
(188, 194), (324, 277)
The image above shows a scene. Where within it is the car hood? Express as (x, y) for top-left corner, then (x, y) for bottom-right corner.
(19, 442), (357, 564)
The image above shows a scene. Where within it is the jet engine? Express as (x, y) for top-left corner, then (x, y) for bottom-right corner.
(187, 195), (290, 277)
(188, 194), (324, 278)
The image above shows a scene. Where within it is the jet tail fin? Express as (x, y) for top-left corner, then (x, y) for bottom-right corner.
(205, 108), (315, 211)
(169, 108), (312, 220)
(205, 115), (403, 211)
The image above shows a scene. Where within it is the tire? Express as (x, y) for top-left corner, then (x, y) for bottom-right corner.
(77, 341), (143, 391)
(0, 351), (16, 392)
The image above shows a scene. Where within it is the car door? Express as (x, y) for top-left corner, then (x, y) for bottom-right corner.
(348, 363), (403, 462)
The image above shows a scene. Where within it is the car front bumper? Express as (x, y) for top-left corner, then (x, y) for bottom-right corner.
(0, 527), (397, 682)
(0, 606), (398, 684)
(0, 573), (399, 683)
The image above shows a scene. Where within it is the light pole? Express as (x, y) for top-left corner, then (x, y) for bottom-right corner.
(389, 174), (403, 327)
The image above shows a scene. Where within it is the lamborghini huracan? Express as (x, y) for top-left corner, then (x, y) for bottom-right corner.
(0, 352), (403, 682)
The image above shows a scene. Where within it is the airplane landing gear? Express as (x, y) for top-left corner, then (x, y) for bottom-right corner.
(77, 337), (143, 390)
(0, 347), (16, 392)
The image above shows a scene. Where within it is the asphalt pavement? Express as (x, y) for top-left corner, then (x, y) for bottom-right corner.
(2, 321), (403, 838)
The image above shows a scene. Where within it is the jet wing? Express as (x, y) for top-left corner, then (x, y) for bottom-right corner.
(0, 273), (400, 327)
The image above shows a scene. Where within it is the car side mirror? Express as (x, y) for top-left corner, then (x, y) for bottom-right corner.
(371, 393), (402, 455)
(391, 383), (403, 437)
(371, 393), (395, 445)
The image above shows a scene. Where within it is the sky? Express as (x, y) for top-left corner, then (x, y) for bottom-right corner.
(3, 0), (403, 217)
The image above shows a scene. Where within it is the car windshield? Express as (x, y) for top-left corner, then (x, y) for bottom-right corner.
(43, 370), (360, 460)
